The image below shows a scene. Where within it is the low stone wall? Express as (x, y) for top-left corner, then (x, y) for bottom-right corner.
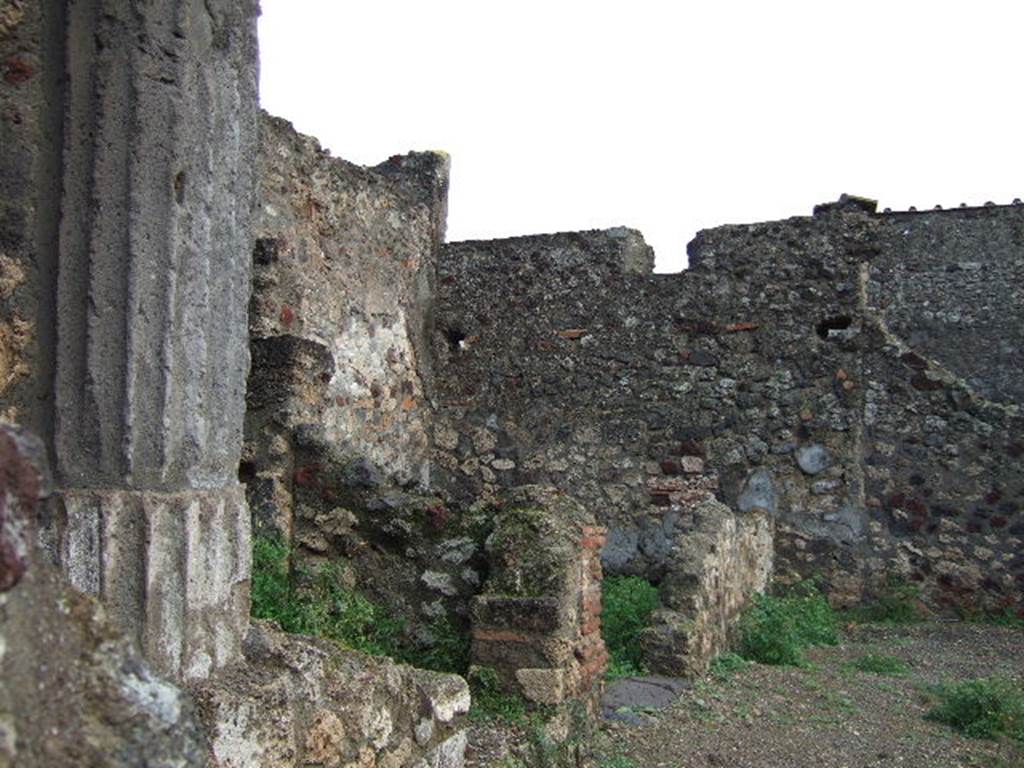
(194, 621), (470, 768)
(642, 498), (773, 676)
(470, 488), (608, 709)
(1, 418), (470, 768)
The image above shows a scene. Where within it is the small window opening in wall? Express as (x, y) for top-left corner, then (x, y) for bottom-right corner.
(816, 315), (852, 340)
(444, 327), (467, 354)
(173, 171), (186, 204)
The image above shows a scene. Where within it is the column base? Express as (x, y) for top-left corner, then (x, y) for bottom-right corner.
(54, 485), (251, 681)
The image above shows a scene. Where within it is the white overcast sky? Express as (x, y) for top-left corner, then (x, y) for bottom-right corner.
(258, 1), (1024, 272)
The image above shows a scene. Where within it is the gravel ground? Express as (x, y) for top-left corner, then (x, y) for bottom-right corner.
(466, 621), (1024, 767)
(593, 622), (1024, 768)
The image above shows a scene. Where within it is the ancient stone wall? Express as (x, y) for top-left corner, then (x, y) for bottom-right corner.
(854, 205), (1024, 613)
(432, 200), (1024, 618)
(643, 499), (773, 675)
(873, 206), (1024, 406)
(246, 113), (448, 546)
(244, 115), (480, 653)
(431, 217), (863, 584)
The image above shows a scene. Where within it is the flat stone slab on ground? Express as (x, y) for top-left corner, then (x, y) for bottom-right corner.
(602, 676), (690, 725)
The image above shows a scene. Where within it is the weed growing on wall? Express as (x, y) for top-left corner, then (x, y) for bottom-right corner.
(926, 677), (1024, 742)
(738, 581), (838, 666)
(250, 536), (404, 658)
(413, 615), (471, 674)
(251, 537), (301, 628)
(601, 575), (660, 678)
(467, 667), (528, 724)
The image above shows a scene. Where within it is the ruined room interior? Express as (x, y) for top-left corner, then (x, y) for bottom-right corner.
(1, 3), (1023, 767)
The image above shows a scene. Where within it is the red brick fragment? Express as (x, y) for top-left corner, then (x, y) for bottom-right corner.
(581, 587), (602, 615)
(724, 321), (759, 333)
(293, 464), (319, 487)
(910, 372), (943, 391)
(472, 628), (531, 644)
(3, 58), (34, 85)
(557, 328), (588, 340)
(279, 304), (295, 329)
(0, 431), (40, 592)
(660, 458), (681, 476)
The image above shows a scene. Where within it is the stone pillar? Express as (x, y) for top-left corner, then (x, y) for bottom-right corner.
(49, 0), (259, 681)
(471, 487), (609, 710)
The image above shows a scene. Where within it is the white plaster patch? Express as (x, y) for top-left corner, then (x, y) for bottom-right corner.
(428, 679), (471, 723)
(368, 707), (394, 749)
(186, 650), (213, 682)
(421, 570), (458, 597)
(63, 494), (102, 595)
(0, 715), (16, 762)
(424, 730), (468, 768)
(211, 701), (264, 768)
(146, 497), (184, 677)
(118, 667), (183, 725)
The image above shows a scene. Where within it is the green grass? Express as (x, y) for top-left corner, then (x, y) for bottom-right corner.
(926, 677), (1024, 742)
(710, 652), (751, 679)
(849, 653), (911, 676)
(737, 582), (839, 666)
(843, 578), (924, 624)
(467, 667), (528, 724)
(411, 615), (471, 674)
(984, 608), (1024, 629)
(956, 605), (1024, 629)
(601, 575), (660, 679)
(251, 536), (404, 658)
(251, 537), (473, 672)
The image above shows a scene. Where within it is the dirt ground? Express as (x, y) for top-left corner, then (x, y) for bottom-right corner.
(467, 621), (1024, 768)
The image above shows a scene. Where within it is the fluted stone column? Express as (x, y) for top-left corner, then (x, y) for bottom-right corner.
(51, 0), (259, 681)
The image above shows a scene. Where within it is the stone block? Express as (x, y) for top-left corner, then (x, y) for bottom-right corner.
(515, 668), (567, 705)
(471, 595), (564, 634)
(472, 631), (575, 670)
(737, 469), (777, 514)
